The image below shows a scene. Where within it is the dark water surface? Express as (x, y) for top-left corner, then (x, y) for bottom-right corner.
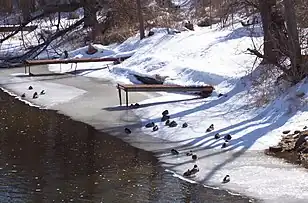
(0, 89), (254, 203)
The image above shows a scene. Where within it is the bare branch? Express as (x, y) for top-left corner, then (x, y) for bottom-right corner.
(247, 48), (289, 73)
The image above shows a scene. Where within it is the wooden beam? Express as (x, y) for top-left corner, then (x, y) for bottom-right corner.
(126, 90), (128, 107)
(117, 84), (214, 92)
(0, 25), (37, 32)
(24, 57), (130, 66)
(118, 85), (122, 106)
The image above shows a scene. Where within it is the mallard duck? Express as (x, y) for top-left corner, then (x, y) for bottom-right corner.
(186, 150), (193, 156)
(40, 90), (45, 95)
(32, 92), (38, 99)
(21, 93), (26, 98)
(224, 134), (232, 141)
(161, 115), (170, 122)
(153, 125), (159, 131)
(222, 175), (230, 183)
(171, 149), (179, 155)
(169, 121), (177, 127)
(162, 110), (169, 116)
(214, 133), (220, 139)
(165, 119), (170, 126)
(190, 165), (199, 175)
(145, 122), (155, 128)
(183, 169), (191, 177)
(182, 122), (188, 128)
(124, 128), (131, 134)
(192, 154), (197, 160)
(28, 86), (33, 90)
(206, 124), (214, 132)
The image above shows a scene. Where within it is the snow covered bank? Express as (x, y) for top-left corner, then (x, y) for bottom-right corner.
(46, 22), (308, 202)
(48, 25), (264, 86)
(133, 77), (308, 202)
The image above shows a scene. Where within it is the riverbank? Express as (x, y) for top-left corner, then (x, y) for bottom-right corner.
(0, 88), (255, 202)
(1, 65), (308, 203)
(266, 129), (308, 168)
(0, 65), (164, 150)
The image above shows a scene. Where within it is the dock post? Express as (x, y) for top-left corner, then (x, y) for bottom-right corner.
(118, 85), (122, 106)
(24, 64), (27, 74)
(126, 90), (128, 107)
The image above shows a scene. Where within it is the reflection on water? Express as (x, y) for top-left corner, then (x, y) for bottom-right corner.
(0, 89), (253, 203)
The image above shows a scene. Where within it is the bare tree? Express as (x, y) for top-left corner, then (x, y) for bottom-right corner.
(248, 0), (307, 84)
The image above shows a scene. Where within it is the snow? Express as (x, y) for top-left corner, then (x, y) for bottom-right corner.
(2, 20), (308, 202)
(0, 76), (86, 108)
(49, 24), (263, 85)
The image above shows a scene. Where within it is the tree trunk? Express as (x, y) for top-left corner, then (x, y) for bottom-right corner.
(283, 0), (306, 83)
(0, 0), (13, 13)
(83, 0), (98, 28)
(136, 0), (145, 40)
(19, 0), (36, 21)
(258, 0), (279, 64)
(283, 1), (301, 64)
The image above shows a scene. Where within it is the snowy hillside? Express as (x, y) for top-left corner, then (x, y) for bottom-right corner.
(50, 23), (264, 86)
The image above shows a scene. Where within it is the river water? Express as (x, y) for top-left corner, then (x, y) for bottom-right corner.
(0, 89), (254, 203)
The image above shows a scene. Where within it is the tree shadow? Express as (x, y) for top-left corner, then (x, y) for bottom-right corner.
(102, 96), (203, 112)
(16, 73), (67, 77)
(145, 80), (247, 124)
(66, 66), (109, 75)
(200, 110), (292, 184)
(216, 26), (263, 43)
(155, 103), (294, 185)
(0, 66), (110, 86)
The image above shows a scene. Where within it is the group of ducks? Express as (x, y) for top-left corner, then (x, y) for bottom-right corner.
(124, 108), (232, 184)
(171, 148), (230, 183)
(21, 86), (46, 99)
(170, 122), (233, 184)
(124, 109), (188, 135)
(205, 124), (233, 148)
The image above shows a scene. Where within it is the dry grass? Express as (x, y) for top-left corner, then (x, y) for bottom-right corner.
(246, 64), (289, 107)
(97, 25), (137, 44)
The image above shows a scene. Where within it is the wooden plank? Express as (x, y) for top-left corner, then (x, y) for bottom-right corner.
(117, 85), (122, 106)
(117, 84), (214, 92)
(0, 25), (37, 32)
(24, 56), (130, 66)
(122, 87), (214, 92)
(126, 91), (128, 107)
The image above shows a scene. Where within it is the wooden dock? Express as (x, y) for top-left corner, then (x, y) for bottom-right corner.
(24, 56), (130, 74)
(117, 83), (214, 107)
